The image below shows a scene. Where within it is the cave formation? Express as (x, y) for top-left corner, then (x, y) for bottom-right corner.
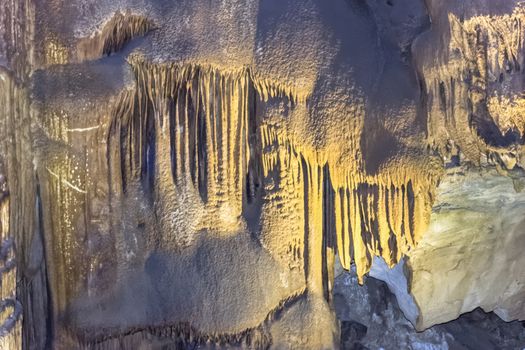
(0, 0), (525, 349)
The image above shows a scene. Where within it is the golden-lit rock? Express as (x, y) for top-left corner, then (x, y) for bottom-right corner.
(1, 0), (524, 348)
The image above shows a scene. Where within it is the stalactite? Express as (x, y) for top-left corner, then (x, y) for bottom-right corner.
(260, 122), (437, 283)
(303, 159), (326, 295)
(425, 8), (525, 166)
(109, 61), (252, 238)
(250, 72), (308, 105)
(76, 12), (154, 62)
(107, 57), (439, 289)
(259, 122), (305, 271)
(331, 176), (435, 283)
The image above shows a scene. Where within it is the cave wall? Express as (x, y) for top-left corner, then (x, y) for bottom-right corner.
(0, 0), (524, 349)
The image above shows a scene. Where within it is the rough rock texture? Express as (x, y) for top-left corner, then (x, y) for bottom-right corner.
(408, 167), (525, 330)
(0, 0), (525, 349)
(414, 0), (525, 162)
(0, 161), (23, 350)
(334, 268), (525, 350)
(371, 166), (525, 331)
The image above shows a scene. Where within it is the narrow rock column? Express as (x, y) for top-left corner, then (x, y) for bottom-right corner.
(304, 161), (325, 296)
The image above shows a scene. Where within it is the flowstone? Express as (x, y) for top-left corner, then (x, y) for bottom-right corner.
(0, 0), (524, 349)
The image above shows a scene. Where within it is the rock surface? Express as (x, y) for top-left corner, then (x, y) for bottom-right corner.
(334, 268), (525, 350)
(371, 166), (525, 330)
(0, 0), (524, 349)
(408, 167), (525, 330)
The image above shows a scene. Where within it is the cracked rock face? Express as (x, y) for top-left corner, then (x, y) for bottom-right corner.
(371, 166), (525, 331)
(0, 0), (525, 349)
(334, 266), (525, 350)
(408, 167), (525, 330)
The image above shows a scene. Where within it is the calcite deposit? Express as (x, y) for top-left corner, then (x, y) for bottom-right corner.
(0, 0), (524, 349)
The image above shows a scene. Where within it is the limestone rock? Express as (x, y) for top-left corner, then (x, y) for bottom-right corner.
(408, 167), (525, 330)
(0, 0), (524, 348)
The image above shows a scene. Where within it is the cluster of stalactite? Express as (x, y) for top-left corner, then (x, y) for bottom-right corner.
(258, 126), (307, 272)
(76, 12), (154, 62)
(108, 61), (253, 237)
(424, 7), (525, 168)
(260, 123), (435, 283)
(108, 61), (437, 286)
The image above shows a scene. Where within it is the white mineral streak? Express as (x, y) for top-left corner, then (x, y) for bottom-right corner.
(66, 125), (101, 132)
(46, 167), (88, 194)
